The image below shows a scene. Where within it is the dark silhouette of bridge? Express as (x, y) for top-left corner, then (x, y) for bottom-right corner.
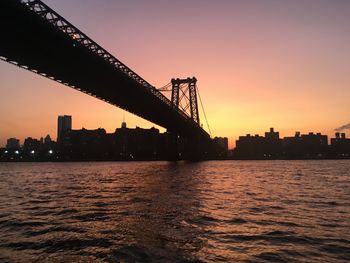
(0, 0), (212, 159)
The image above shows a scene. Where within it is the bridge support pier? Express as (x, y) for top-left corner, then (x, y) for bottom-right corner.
(184, 136), (201, 161)
(184, 135), (212, 161)
(166, 131), (211, 161)
(166, 131), (179, 161)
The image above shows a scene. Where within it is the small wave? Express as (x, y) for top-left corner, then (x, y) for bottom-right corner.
(320, 223), (342, 228)
(25, 225), (86, 236)
(130, 197), (150, 203)
(71, 212), (109, 221)
(254, 197), (270, 202)
(0, 237), (113, 252)
(265, 230), (293, 236)
(309, 200), (341, 207)
(0, 220), (46, 230)
(28, 199), (52, 204)
(93, 201), (110, 207)
(269, 205), (285, 210)
(108, 245), (203, 263)
(187, 215), (220, 226)
(319, 244), (350, 260)
(226, 217), (248, 224)
(246, 192), (257, 196)
(280, 249), (304, 257)
(0, 213), (11, 219)
(29, 210), (56, 216)
(23, 205), (53, 211)
(325, 201), (340, 206)
(248, 207), (265, 213)
(221, 231), (320, 245)
(254, 251), (289, 263)
(276, 221), (301, 227)
(117, 211), (131, 216)
(55, 208), (79, 215)
(249, 218), (302, 228)
(109, 245), (152, 263)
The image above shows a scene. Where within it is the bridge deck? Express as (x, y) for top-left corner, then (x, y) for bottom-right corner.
(0, 0), (210, 140)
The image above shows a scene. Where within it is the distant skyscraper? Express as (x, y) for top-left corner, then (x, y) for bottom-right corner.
(57, 115), (72, 142)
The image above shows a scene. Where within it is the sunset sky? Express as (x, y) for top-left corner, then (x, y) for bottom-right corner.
(1, 0), (350, 148)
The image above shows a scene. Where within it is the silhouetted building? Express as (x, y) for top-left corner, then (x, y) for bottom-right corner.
(212, 137), (229, 158)
(58, 120), (168, 160)
(44, 134), (52, 144)
(265, 127), (279, 140)
(57, 115), (72, 142)
(300, 132), (328, 156)
(23, 137), (41, 153)
(235, 133), (266, 159)
(60, 128), (108, 160)
(234, 128), (282, 159)
(282, 132), (303, 157)
(264, 128), (282, 157)
(114, 125), (166, 160)
(234, 128), (331, 159)
(282, 132), (328, 158)
(6, 138), (20, 149)
(330, 132), (350, 156)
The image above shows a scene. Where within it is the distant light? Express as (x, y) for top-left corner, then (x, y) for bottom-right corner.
(31, 150), (35, 154)
(49, 150), (53, 154)
(4, 150), (8, 154)
(15, 150), (19, 154)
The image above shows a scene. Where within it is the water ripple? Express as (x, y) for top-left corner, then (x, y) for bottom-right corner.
(0, 161), (349, 262)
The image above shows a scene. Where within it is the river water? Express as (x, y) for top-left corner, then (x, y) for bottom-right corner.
(0, 161), (349, 262)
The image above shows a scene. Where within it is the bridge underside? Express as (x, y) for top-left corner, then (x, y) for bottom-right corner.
(0, 0), (210, 148)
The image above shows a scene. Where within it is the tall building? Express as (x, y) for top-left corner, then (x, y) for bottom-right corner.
(57, 115), (72, 142)
(6, 138), (20, 149)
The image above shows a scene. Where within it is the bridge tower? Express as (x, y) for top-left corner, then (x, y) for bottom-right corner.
(167, 77), (204, 160)
(171, 77), (200, 125)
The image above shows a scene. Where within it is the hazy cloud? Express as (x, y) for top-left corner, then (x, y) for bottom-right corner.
(335, 123), (350, 131)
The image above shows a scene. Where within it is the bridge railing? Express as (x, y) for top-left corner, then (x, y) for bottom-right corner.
(19, 0), (192, 122)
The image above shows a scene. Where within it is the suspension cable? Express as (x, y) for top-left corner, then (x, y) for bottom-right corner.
(157, 82), (171, 91)
(197, 85), (212, 137)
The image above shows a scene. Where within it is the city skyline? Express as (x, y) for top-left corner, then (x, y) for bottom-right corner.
(2, 113), (348, 150)
(2, 115), (349, 161)
(1, 0), (350, 148)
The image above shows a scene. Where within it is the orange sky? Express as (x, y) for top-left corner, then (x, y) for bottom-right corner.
(1, 0), (350, 148)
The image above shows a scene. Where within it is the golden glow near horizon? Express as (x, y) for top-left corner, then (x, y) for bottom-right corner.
(1, 0), (350, 148)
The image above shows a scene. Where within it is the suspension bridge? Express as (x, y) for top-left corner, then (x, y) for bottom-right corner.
(0, 0), (213, 160)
